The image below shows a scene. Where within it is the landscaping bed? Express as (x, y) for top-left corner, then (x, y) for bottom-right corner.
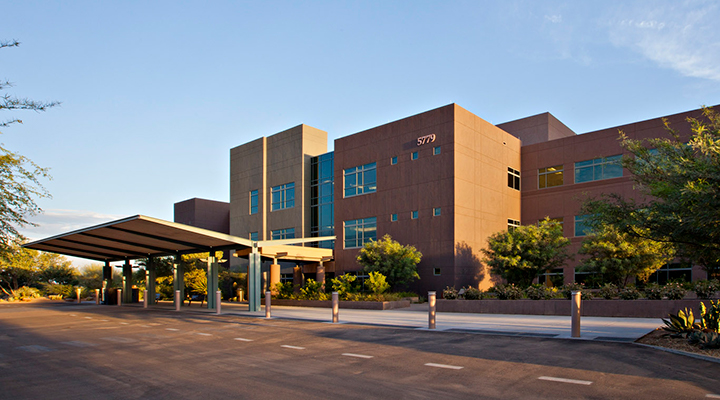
(437, 298), (709, 318)
(261, 298), (411, 310)
(636, 329), (720, 360)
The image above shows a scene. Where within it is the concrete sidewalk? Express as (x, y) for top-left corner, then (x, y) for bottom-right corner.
(153, 300), (663, 342)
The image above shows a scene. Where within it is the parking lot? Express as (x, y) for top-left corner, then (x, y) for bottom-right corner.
(1, 302), (719, 399)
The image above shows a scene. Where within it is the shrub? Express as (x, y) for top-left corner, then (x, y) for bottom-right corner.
(560, 283), (590, 300)
(525, 285), (553, 300)
(366, 271), (390, 295)
(699, 300), (720, 332)
(687, 330), (720, 349)
(42, 283), (74, 298)
(273, 282), (295, 299)
(331, 274), (358, 300)
(618, 287), (641, 300)
(598, 283), (618, 299)
(492, 283), (523, 300)
(463, 287), (483, 300)
(10, 286), (41, 301)
(442, 286), (458, 300)
(662, 308), (700, 337)
(300, 279), (328, 300)
(644, 283), (663, 300)
(662, 282), (687, 300)
(693, 280), (720, 299)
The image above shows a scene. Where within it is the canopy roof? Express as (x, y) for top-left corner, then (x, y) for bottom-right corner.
(23, 215), (253, 262)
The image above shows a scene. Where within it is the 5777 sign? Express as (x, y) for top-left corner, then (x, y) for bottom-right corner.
(417, 134), (436, 146)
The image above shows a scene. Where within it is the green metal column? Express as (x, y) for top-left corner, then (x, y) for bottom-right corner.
(206, 253), (219, 310)
(248, 245), (262, 312)
(102, 261), (111, 304)
(146, 256), (156, 305)
(122, 260), (132, 303)
(173, 254), (185, 305)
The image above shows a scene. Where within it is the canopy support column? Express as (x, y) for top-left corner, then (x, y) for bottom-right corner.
(146, 256), (156, 305)
(102, 261), (112, 304)
(206, 252), (219, 310)
(173, 254), (184, 306)
(122, 260), (132, 304)
(248, 245), (261, 312)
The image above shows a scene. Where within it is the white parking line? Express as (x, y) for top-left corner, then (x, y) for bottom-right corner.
(538, 376), (592, 385)
(281, 345), (305, 350)
(342, 353), (373, 359)
(84, 317), (93, 319)
(195, 333), (212, 336)
(424, 363), (463, 370)
(234, 338), (253, 342)
(119, 322), (129, 325)
(166, 328), (180, 331)
(706, 394), (720, 399)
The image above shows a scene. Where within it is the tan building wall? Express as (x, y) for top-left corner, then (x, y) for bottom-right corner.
(230, 125), (327, 242)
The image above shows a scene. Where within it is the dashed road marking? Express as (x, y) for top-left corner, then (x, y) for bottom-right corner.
(69, 314), (76, 317)
(424, 363), (463, 370)
(119, 322), (129, 325)
(148, 323), (161, 326)
(166, 328), (180, 331)
(234, 338), (253, 342)
(97, 319), (109, 322)
(342, 353), (373, 359)
(195, 332), (212, 336)
(281, 345), (305, 350)
(706, 394), (720, 399)
(538, 376), (592, 386)
(84, 317), (93, 319)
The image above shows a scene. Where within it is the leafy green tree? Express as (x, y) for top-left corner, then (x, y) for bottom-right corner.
(0, 40), (58, 252)
(77, 264), (106, 290)
(331, 273), (358, 300)
(366, 271), (390, 295)
(578, 225), (674, 287)
(482, 218), (571, 287)
(356, 234), (421, 289)
(0, 244), (73, 295)
(581, 107), (720, 278)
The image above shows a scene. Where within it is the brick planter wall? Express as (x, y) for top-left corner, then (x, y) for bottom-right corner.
(436, 299), (717, 318)
(261, 298), (411, 310)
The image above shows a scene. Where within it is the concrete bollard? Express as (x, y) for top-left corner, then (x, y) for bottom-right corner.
(428, 291), (436, 329)
(77, 288), (82, 304)
(571, 290), (581, 338)
(117, 289), (122, 307)
(175, 290), (181, 311)
(143, 290), (148, 308)
(332, 292), (339, 323)
(265, 291), (271, 318)
(216, 290), (222, 315)
(95, 289), (100, 305)
(237, 289), (244, 302)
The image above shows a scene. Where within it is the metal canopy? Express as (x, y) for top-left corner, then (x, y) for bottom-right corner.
(22, 215), (254, 262)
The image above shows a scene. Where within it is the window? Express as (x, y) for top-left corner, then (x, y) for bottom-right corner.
(574, 155), (622, 183)
(271, 182), (295, 211)
(648, 262), (693, 284)
(508, 167), (520, 190)
(433, 146), (441, 155)
(538, 165), (563, 188)
(281, 273), (293, 284)
(271, 228), (295, 240)
(411, 210), (418, 219)
(310, 153), (335, 249)
(391, 213), (397, 222)
(391, 156), (397, 165)
(411, 151), (418, 160)
(508, 219), (520, 231)
(249, 189), (259, 214)
(538, 268), (563, 287)
(433, 207), (441, 216)
(433, 268), (441, 276)
(249, 232), (259, 241)
(344, 162), (377, 197)
(344, 217), (377, 248)
(574, 215), (591, 237)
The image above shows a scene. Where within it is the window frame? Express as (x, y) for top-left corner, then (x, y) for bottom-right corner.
(433, 207), (441, 216)
(411, 210), (418, 219)
(271, 227), (295, 240)
(433, 146), (441, 155)
(508, 167), (520, 190)
(343, 162), (377, 198)
(343, 217), (377, 249)
(391, 156), (397, 165)
(574, 155), (623, 184)
(249, 189), (259, 215)
(391, 213), (398, 222)
(411, 151), (418, 160)
(538, 165), (563, 189)
(271, 182), (295, 211)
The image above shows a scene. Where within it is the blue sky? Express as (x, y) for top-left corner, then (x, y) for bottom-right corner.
(3, 1), (720, 265)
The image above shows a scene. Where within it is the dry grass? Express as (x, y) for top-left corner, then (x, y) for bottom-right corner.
(636, 328), (720, 359)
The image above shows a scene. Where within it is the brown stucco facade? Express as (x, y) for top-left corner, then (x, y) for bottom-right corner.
(175, 103), (716, 294)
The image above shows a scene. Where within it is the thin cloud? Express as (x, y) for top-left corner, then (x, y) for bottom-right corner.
(607, 3), (720, 81)
(545, 14), (562, 24)
(19, 209), (125, 241)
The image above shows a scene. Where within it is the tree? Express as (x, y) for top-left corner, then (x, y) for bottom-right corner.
(356, 234), (421, 289)
(581, 107), (720, 278)
(0, 244), (72, 295)
(578, 225), (674, 287)
(482, 218), (571, 287)
(0, 39), (58, 252)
